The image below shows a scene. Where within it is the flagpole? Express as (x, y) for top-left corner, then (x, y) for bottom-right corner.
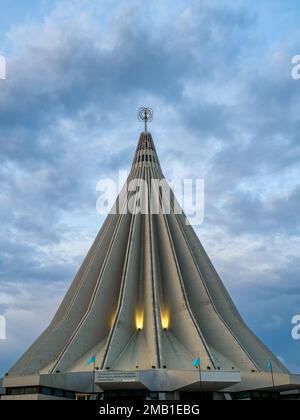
(270, 363), (275, 391)
(92, 358), (96, 396)
(193, 355), (203, 400)
(199, 365), (202, 400)
(198, 354), (202, 400)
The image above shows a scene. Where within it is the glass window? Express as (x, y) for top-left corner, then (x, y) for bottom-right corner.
(41, 387), (53, 396)
(10, 388), (25, 395)
(9, 387), (39, 395)
(54, 389), (64, 398)
(24, 387), (39, 395)
(65, 391), (75, 400)
(76, 395), (88, 401)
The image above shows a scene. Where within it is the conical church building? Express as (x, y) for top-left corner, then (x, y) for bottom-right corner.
(3, 111), (300, 400)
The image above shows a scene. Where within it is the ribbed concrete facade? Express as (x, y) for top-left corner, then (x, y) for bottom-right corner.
(4, 131), (300, 399)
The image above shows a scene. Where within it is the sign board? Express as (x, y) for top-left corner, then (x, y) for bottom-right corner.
(95, 371), (138, 383)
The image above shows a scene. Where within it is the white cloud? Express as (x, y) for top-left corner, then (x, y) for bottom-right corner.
(0, 281), (67, 374)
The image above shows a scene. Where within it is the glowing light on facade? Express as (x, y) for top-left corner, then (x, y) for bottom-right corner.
(111, 312), (116, 329)
(161, 309), (170, 330)
(136, 310), (144, 330)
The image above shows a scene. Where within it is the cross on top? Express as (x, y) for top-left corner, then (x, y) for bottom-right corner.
(138, 107), (153, 133)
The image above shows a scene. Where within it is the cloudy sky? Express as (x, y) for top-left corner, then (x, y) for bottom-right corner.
(0, 0), (300, 377)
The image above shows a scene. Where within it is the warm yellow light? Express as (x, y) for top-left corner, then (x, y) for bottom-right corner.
(111, 312), (116, 329)
(136, 310), (144, 331)
(161, 309), (170, 330)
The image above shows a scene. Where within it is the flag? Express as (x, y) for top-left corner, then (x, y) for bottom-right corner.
(193, 357), (201, 368)
(267, 360), (273, 370)
(87, 355), (96, 366)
